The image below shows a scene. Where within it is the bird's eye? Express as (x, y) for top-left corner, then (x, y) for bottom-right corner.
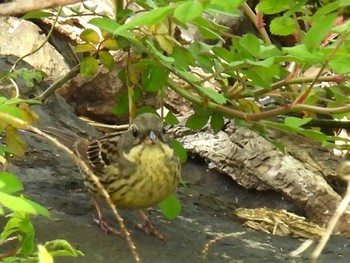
(131, 127), (139, 138)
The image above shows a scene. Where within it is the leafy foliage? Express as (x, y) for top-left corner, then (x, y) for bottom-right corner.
(0, 97), (82, 262)
(86, 0), (350, 150)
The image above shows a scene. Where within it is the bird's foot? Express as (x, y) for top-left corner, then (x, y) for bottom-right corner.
(93, 215), (120, 235)
(92, 196), (120, 235)
(135, 210), (165, 240)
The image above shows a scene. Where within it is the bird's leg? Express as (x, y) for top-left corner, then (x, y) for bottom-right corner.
(92, 197), (120, 235)
(135, 209), (165, 240)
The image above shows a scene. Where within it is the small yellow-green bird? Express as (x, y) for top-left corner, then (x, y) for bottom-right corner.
(44, 113), (181, 239)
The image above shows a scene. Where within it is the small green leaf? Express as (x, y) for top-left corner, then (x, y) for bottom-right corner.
(80, 29), (100, 44)
(299, 129), (327, 142)
(284, 117), (312, 128)
(113, 6), (174, 35)
(102, 38), (119, 50)
(22, 11), (54, 19)
(198, 86), (227, 105)
(174, 0), (203, 23)
(98, 51), (115, 70)
(333, 20), (350, 33)
(113, 92), (129, 115)
(6, 126), (26, 157)
(270, 16), (296, 36)
(90, 18), (121, 33)
(158, 194), (181, 220)
(329, 54), (350, 73)
(0, 192), (49, 216)
(165, 111), (179, 125)
(305, 12), (337, 51)
(283, 44), (324, 63)
(210, 112), (224, 133)
(257, 0), (290, 14)
(38, 245), (54, 263)
(44, 240), (84, 257)
(0, 172), (23, 193)
(142, 65), (168, 92)
(74, 43), (96, 53)
(172, 139), (187, 163)
(80, 56), (99, 78)
(186, 113), (209, 129)
(239, 33), (260, 57)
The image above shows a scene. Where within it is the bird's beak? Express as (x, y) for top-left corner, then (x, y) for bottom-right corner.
(145, 131), (158, 145)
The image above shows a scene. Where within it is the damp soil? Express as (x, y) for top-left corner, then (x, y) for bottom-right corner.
(3, 100), (350, 263)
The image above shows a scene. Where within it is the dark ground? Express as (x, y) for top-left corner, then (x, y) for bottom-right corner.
(3, 98), (350, 263)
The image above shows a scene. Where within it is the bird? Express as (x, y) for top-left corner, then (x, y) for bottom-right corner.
(43, 113), (181, 239)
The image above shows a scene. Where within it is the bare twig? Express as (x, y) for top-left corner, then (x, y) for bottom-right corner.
(201, 232), (246, 260)
(36, 64), (80, 102)
(0, 0), (83, 16)
(310, 161), (350, 261)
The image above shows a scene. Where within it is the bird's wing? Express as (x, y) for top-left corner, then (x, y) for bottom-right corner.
(42, 128), (122, 174)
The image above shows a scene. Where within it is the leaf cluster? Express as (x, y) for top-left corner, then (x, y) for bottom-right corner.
(0, 97), (82, 262)
(80, 0), (350, 149)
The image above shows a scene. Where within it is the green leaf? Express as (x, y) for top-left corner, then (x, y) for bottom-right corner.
(158, 194), (181, 220)
(6, 126), (26, 157)
(90, 18), (121, 33)
(305, 12), (337, 51)
(74, 43), (96, 53)
(174, 0), (203, 23)
(239, 33), (260, 57)
(0, 172), (23, 193)
(141, 65), (168, 92)
(80, 29), (100, 44)
(102, 38), (119, 50)
(186, 113), (209, 129)
(257, 0), (290, 14)
(165, 111), (179, 125)
(329, 54), (350, 73)
(0, 193), (49, 216)
(208, 0), (243, 16)
(113, 92), (129, 115)
(113, 6), (174, 35)
(0, 105), (21, 118)
(197, 86), (227, 104)
(270, 16), (296, 36)
(98, 51), (115, 70)
(333, 20), (350, 33)
(44, 240), (84, 257)
(284, 117), (312, 128)
(38, 245), (54, 263)
(210, 112), (224, 133)
(283, 44), (324, 63)
(80, 56), (99, 78)
(172, 139), (187, 163)
(22, 11), (54, 19)
(299, 129), (327, 142)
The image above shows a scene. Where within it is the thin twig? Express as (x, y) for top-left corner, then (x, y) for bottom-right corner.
(201, 232), (246, 260)
(35, 64), (80, 102)
(310, 161), (350, 260)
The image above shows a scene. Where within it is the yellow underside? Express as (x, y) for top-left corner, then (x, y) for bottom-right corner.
(105, 142), (180, 209)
